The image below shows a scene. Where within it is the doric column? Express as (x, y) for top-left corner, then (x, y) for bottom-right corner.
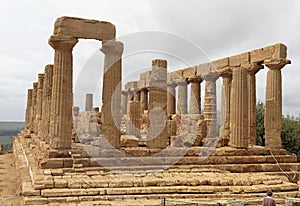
(126, 91), (134, 115)
(230, 66), (248, 148)
(140, 88), (148, 114)
(264, 59), (290, 149)
(217, 67), (232, 140)
(31, 82), (38, 133)
(167, 81), (176, 115)
(85, 93), (93, 112)
(49, 35), (78, 149)
(247, 63), (263, 145)
(188, 77), (202, 114)
(100, 40), (124, 149)
(121, 91), (128, 114)
(41, 65), (53, 142)
(36, 74), (44, 137)
(176, 80), (188, 114)
(25, 89), (33, 129)
(128, 101), (141, 137)
(203, 72), (218, 138)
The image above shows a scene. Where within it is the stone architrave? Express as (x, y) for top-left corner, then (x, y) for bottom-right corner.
(100, 40), (124, 149)
(25, 89), (33, 129)
(41, 65), (53, 142)
(36, 74), (44, 137)
(203, 72), (218, 138)
(31, 82), (38, 133)
(140, 89), (148, 114)
(230, 66), (248, 148)
(85, 93), (93, 112)
(176, 80), (188, 114)
(247, 63), (263, 145)
(167, 81), (176, 115)
(188, 76), (202, 114)
(264, 59), (290, 149)
(49, 35), (78, 149)
(217, 67), (232, 142)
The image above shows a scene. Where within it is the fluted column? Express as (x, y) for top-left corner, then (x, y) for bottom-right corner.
(85, 93), (93, 112)
(126, 91), (134, 115)
(41, 65), (53, 143)
(133, 90), (141, 101)
(188, 77), (202, 114)
(264, 59), (290, 149)
(203, 73), (218, 138)
(230, 66), (248, 148)
(167, 81), (176, 115)
(128, 101), (141, 137)
(31, 82), (38, 133)
(121, 91), (128, 114)
(217, 67), (232, 140)
(247, 64), (263, 145)
(140, 88), (148, 114)
(100, 41), (124, 149)
(176, 80), (188, 114)
(36, 74), (44, 137)
(25, 89), (33, 129)
(49, 35), (78, 149)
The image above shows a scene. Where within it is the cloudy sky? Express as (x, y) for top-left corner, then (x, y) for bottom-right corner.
(0, 0), (299, 121)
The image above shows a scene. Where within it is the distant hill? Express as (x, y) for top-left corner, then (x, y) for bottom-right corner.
(0, 122), (24, 152)
(0, 122), (24, 131)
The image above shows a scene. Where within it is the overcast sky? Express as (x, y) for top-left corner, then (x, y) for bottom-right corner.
(0, 0), (299, 121)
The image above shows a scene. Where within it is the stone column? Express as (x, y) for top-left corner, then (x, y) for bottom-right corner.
(140, 88), (148, 114)
(247, 64), (263, 145)
(188, 77), (202, 114)
(176, 80), (188, 114)
(36, 73), (44, 138)
(100, 41), (124, 149)
(147, 59), (168, 149)
(264, 59), (290, 149)
(49, 35), (78, 149)
(230, 66), (248, 148)
(203, 73), (218, 138)
(41, 65), (53, 142)
(167, 81), (176, 115)
(31, 82), (38, 133)
(217, 67), (232, 141)
(85, 93), (93, 112)
(25, 89), (33, 129)
(133, 90), (141, 101)
(128, 101), (141, 137)
(126, 91), (134, 115)
(121, 91), (128, 114)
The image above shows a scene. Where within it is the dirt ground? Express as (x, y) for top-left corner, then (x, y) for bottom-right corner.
(0, 153), (22, 206)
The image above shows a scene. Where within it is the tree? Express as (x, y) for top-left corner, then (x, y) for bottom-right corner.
(256, 101), (265, 146)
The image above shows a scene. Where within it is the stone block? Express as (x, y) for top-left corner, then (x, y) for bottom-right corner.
(212, 57), (229, 69)
(22, 182), (41, 196)
(120, 135), (139, 147)
(196, 62), (215, 77)
(24, 197), (48, 205)
(250, 45), (274, 63)
(182, 67), (196, 79)
(229, 54), (242, 66)
(273, 43), (287, 59)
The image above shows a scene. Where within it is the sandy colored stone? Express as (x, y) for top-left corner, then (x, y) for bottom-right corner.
(85, 93), (93, 112)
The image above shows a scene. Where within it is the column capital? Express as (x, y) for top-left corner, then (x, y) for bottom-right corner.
(167, 81), (177, 87)
(100, 40), (124, 56)
(48, 35), (78, 51)
(264, 58), (291, 70)
(202, 72), (219, 82)
(217, 67), (232, 78)
(174, 79), (188, 86)
(245, 63), (264, 75)
(187, 76), (202, 83)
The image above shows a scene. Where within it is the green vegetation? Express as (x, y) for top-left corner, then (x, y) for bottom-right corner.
(0, 122), (24, 152)
(256, 101), (300, 161)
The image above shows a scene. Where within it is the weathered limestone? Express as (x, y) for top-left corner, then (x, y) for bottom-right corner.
(31, 82), (38, 133)
(100, 40), (124, 149)
(230, 66), (248, 148)
(167, 81), (176, 115)
(247, 63), (263, 145)
(25, 89), (33, 129)
(85, 93), (93, 112)
(133, 90), (140, 101)
(121, 91), (128, 114)
(127, 101), (141, 137)
(188, 77), (202, 114)
(217, 67), (232, 143)
(41, 65), (54, 142)
(203, 72), (218, 138)
(126, 91), (134, 114)
(264, 58), (291, 149)
(49, 35), (78, 149)
(36, 74), (44, 137)
(176, 80), (188, 114)
(140, 89), (148, 114)
(147, 59), (168, 149)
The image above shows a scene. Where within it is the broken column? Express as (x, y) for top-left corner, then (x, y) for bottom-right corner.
(264, 58), (290, 149)
(41, 65), (53, 142)
(127, 101), (141, 137)
(247, 63), (263, 145)
(100, 40), (124, 149)
(140, 88), (148, 114)
(189, 76), (202, 114)
(230, 66), (248, 148)
(176, 79), (188, 114)
(49, 35), (78, 149)
(203, 72), (218, 137)
(167, 81), (176, 115)
(25, 89), (33, 129)
(147, 59), (168, 149)
(85, 93), (93, 112)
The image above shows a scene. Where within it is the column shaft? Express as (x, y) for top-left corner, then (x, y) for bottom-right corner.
(36, 74), (44, 138)
(189, 77), (202, 114)
(140, 89), (148, 114)
(85, 93), (93, 112)
(177, 80), (188, 114)
(121, 91), (128, 114)
(220, 74), (232, 139)
(31, 83), (38, 133)
(167, 83), (176, 115)
(25, 89), (33, 129)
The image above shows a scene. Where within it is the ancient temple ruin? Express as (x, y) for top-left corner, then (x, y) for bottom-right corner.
(14, 16), (300, 205)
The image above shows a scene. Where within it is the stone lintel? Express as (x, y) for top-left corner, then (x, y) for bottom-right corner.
(212, 57), (229, 70)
